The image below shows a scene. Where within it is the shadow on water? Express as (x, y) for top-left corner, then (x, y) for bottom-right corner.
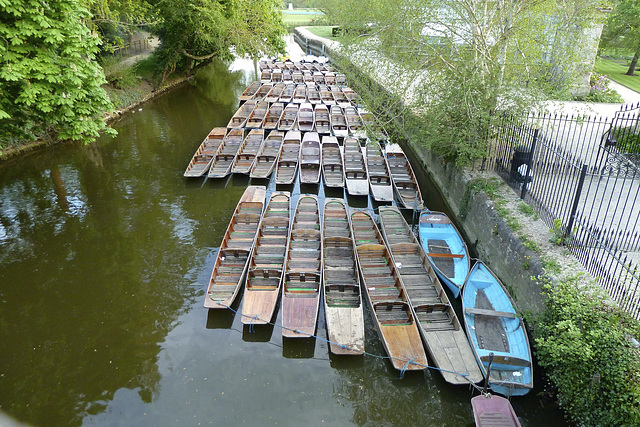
(282, 337), (317, 359)
(205, 308), (237, 329)
(242, 323), (275, 342)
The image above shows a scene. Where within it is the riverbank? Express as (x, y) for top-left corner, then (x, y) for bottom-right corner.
(0, 33), (190, 162)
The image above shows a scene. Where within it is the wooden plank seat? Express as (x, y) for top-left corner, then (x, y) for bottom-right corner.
(465, 307), (517, 319)
(219, 248), (250, 258)
(207, 284), (239, 295)
(479, 354), (531, 367)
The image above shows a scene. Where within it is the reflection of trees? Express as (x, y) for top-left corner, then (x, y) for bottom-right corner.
(328, 313), (475, 426)
(0, 60), (253, 426)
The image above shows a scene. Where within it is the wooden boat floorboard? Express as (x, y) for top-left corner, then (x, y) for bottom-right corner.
(282, 195), (322, 338)
(349, 209), (427, 371)
(323, 198), (364, 355)
(242, 192), (291, 324)
(205, 186), (266, 309)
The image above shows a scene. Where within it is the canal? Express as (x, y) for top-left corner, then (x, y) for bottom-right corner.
(0, 57), (566, 426)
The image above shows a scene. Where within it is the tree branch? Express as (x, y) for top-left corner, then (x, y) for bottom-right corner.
(181, 50), (218, 60)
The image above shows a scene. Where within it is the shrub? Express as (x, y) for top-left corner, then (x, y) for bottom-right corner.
(576, 74), (624, 103)
(535, 279), (640, 426)
(610, 126), (640, 154)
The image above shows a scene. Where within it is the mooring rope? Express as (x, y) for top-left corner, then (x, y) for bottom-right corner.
(214, 299), (483, 384)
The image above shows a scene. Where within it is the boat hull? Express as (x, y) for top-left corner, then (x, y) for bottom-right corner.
(204, 186), (266, 309)
(418, 211), (470, 298)
(462, 262), (534, 396)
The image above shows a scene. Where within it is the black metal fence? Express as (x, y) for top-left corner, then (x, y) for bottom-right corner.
(482, 104), (640, 319)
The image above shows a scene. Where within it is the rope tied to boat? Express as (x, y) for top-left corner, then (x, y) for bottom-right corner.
(248, 315), (258, 333)
(211, 301), (478, 382)
(399, 357), (414, 379)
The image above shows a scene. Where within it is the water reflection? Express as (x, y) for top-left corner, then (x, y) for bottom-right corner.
(0, 55), (568, 427)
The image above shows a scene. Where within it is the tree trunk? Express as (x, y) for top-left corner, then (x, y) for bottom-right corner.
(626, 45), (639, 76)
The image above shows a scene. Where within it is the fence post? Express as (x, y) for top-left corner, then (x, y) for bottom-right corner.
(565, 164), (588, 241)
(519, 128), (538, 199)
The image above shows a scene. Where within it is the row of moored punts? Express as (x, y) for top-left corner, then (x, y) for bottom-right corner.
(204, 186), (532, 399)
(198, 59), (532, 404)
(184, 128), (423, 209)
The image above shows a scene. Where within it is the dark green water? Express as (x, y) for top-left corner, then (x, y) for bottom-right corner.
(0, 58), (565, 426)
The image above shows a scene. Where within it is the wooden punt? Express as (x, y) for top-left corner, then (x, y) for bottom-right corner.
(239, 82), (261, 103)
(271, 68), (283, 83)
(330, 105), (348, 137)
(260, 69), (271, 82)
(265, 82), (285, 103)
(259, 60), (271, 71)
(378, 206), (483, 385)
(293, 84), (307, 104)
(279, 83), (295, 104)
(262, 102), (284, 131)
(462, 261), (533, 397)
(342, 87), (359, 104)
(299, 131), (322, 184)
(275, 130), (301, 185)
(292, 70), (304, 84)
(321, 136), (345, 188)
(285, 61), (296, 71)
(343, 137), (369, 196)
(297, 103), (315, 132)
(249, 130), (284, 179)
(183, 127), (226, 177)
(282, 194), (322, 338)
(335, 73), (347, 85)
(282, 70), (293, 83)
(204, 185), (266, 309)
(277, 103), (298, 132)
(241, 191), (291, 324)
(228, 100), (256, 129)
(208, 129), (244, 178)
(231, 129), (265, 175)
(322, 198), (365, 355)
(324, 72), (336, 85)
(344, 106), (363, 134)
(385, 144), (424, 210)
(471, 394), (522, 427)
(307, 84), (321, 105)
(418, 210), (470, 298)
(245, 101), (269, 129)
(349, 209), (428, 371)
(366, 140), (394, 202)
(303, 71), (313, 84)
(313, 71), (325, 85)
(319, 86), (336, 105)
(332, 87), (351, 108)
(251, 83), (272, 101)
(315, 104), (331, 135)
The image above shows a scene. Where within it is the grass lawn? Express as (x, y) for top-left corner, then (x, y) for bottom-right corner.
(305, 26), (340, 40)
(281, 10), (324, 27)
(595, 57), (640, 94)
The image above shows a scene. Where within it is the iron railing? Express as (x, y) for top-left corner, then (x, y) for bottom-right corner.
(482, 104), (640, 319)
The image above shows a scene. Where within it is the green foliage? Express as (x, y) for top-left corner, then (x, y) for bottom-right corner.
(518, 202), (539, 220)
(535, 279), (640, 426)
(549, 218), (576, 246)
(611, 126), (640, 154)
(153, 0), (286, 79)
(323, 0), (601, 165)
(520, 236), (542, 253)
(0, 0), (116, 147)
